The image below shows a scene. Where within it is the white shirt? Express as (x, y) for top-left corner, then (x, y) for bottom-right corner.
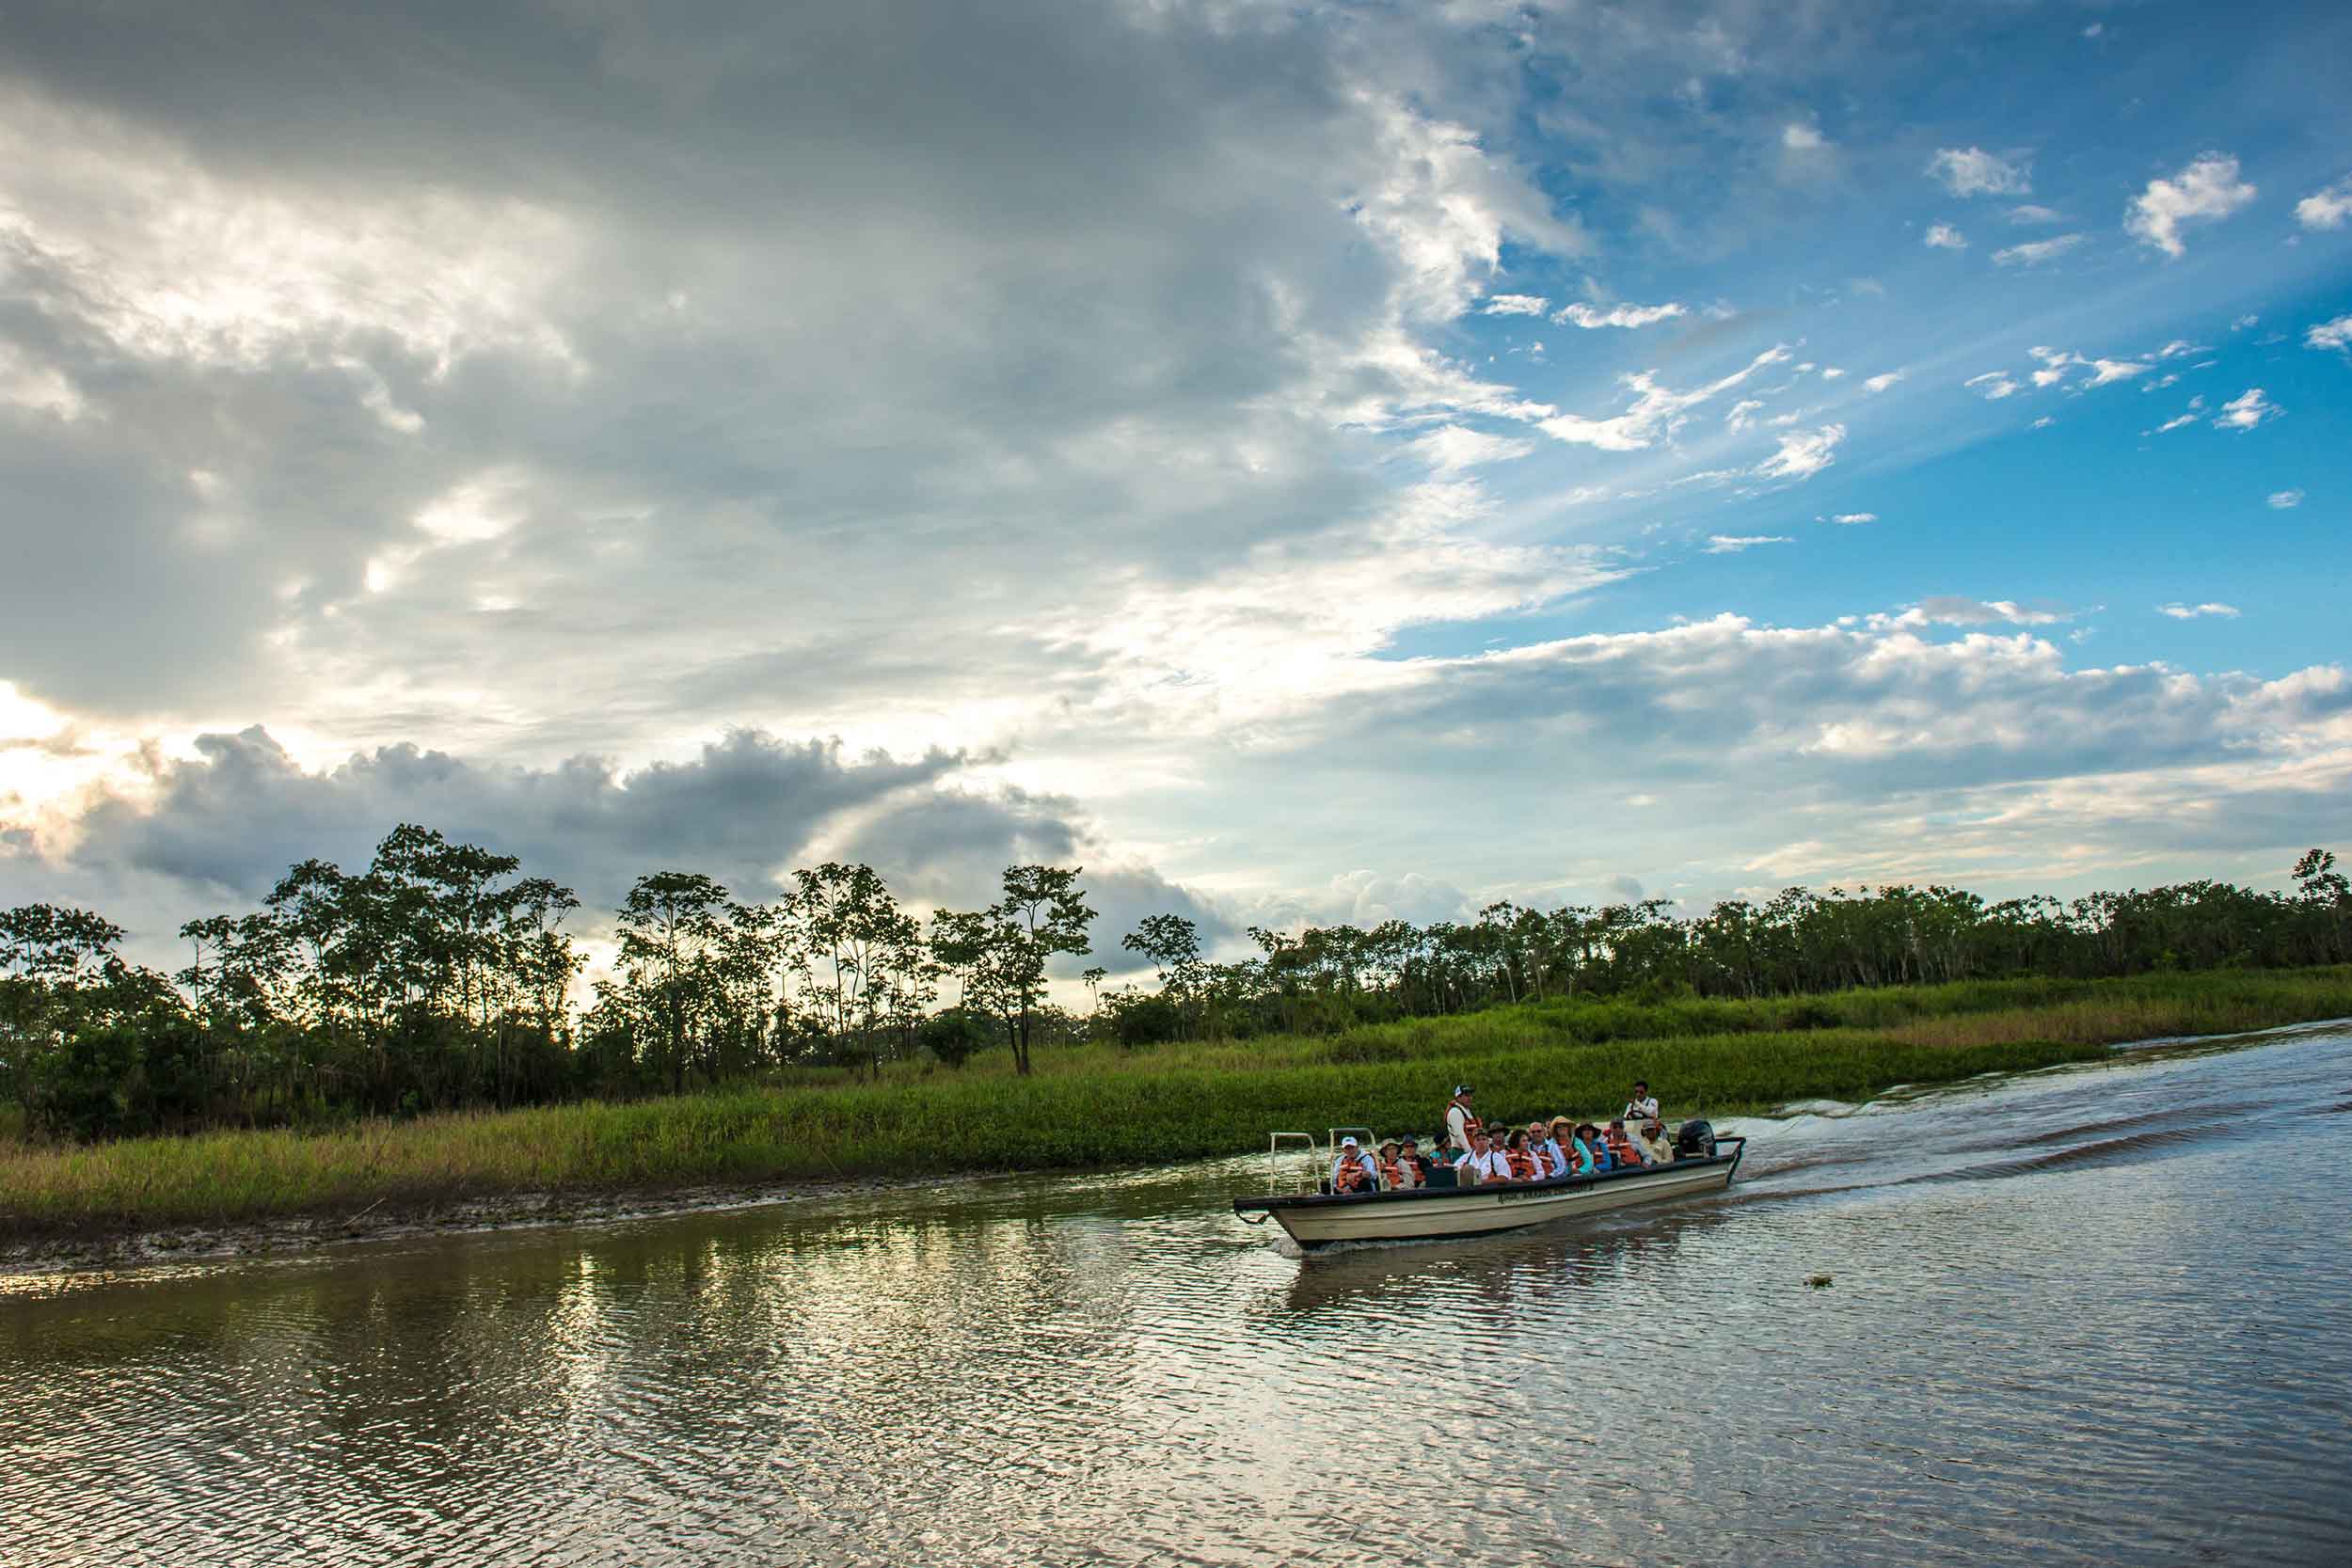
(1454, 1148), (1511, 1183)
(1625, 1094), (1661, 1123)
(1330, 1152), (1379, 1190)
(1535, 1137), (1569, 1176)
(1444, 1101), (1478, 1152)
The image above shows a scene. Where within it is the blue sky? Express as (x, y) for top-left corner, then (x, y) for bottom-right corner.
(0, 0), (2347, 971)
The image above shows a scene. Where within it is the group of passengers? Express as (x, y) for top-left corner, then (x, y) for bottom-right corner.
(1327, 1081), (1678, 1194)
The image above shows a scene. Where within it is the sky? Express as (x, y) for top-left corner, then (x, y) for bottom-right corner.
(2, 0), (2348, 978)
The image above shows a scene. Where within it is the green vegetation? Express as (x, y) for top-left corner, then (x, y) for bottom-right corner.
(6, 825), (2350, 1148)
(5, 966), (2345, 1240)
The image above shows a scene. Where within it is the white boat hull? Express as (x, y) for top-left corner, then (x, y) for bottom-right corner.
(1238, 1154), (1740, 1249)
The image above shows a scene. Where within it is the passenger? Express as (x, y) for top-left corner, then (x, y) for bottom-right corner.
(1453, 1128), (1511, 1185)
(1398, 1135), (1441, 1187)
(1330, 1135), (1381, 1196)
(1442, 1085), (1482, 1158)
(1378, 1137), (1422, 1190)
(1603, 1119), (1645, 1167)
(1550, 1116), (1593, 1175)
(1634, 1119), (1677, 1164)
(1530, 1119), (1570, 1178)
(1624, 1080), (1661, 1126)
(1578, 1123), (1614, 1172)
(1502, 1128), (1544, 1182)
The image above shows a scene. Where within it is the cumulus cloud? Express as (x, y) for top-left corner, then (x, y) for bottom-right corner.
(1929, 147), (2032, 197)
(2126, 152), (2257, 258)
(2296, 176), (2352, 230)
(1703, 534), (1793, 553)
(1553, 300), (1687, 329)
(1900, 598), (2071, 627)
(1925, 223), (1967, 250)
(1863, 371), (1904, 393)
(1783, 122), (1828, 151)
(2309, 314), (2352, 352)
(2267, 490), (2305, 510)
(1754, 423), (1846, 482)
(2156, 603), (2240, 620)
(2214, 388), (2282, 431)
(1994, 233), (2088, 267)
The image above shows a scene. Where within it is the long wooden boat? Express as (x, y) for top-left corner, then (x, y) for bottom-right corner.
(1232, 1133), (1746, 1251)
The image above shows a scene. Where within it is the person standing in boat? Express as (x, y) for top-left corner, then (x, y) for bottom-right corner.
(1443, 1085), (1481, 1157)
(1624, 1080), (1660, 1125)
(1330, 1135), (1381, 1195)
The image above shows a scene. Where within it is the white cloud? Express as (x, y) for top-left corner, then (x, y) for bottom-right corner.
(2030, 416), (2055, 429)
(1994, 233), (2088, 267)
(1964, 371), (2021, 400)
(1724, 398), (1765, 432)
(2008, 204), (2063, 225)
(2267, 489), (2305, 510)
(2296, 176), (2352, 230)
(1820, 368), (1846, 380)
(2154, 340), (2203, 359)
(1754, 423), (1846, 483)
(1925, 223), (1967, 250)
(1538, 345), (1790, 451)
(2083, 357), (2153, 387)
(1409, 424), (1537, 474)
(2153, 412), (2198, 434)
(1704, 534), (1793, 553)
(1554, 300), (1687, 329)
(2233, 314), (2260, 331)
(2126, 151), (2257, 258)
(1928, 147), (2032, 197)
(2308, 313), (2352, 351)
(2156, 602), (2240, 620)
(1482, 293), (1549, 316)
(2214, 388), (2281, 432)
(1826, 513), (1878, 526)
(1863, 371), (1904, 393)
(1899, 597), (2070, 627)
(1783, 123), (1828, 151)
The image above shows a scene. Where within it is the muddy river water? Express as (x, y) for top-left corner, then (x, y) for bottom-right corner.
(6, 1023), (2350, 1565)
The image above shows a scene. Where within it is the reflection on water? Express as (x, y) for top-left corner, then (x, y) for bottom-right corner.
(6, 1025), (2351, 1565)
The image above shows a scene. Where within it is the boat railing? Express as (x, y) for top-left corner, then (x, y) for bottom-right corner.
(1268, 1132), (1318, 1194)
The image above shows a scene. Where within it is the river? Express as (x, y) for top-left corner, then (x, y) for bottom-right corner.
(5, 1023), (2349, 1566)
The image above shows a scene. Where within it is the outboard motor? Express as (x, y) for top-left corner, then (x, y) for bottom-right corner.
(1676, 1118), (1717, 1159)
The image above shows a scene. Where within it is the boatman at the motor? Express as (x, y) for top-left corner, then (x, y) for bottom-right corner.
(1624, 1080), (1660, 1125)
(1443, 1085), (1481, 1155)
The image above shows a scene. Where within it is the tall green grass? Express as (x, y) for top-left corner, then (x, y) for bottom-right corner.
(4, 966), (2346, 1239)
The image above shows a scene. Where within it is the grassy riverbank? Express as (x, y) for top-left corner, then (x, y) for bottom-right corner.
(5, 967), (2347, 1242)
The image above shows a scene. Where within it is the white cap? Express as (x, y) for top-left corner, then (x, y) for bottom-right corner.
(1340, 1135), (1359, 1148)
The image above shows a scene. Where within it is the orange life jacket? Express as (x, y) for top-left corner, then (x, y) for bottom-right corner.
(1448, 1103), (1483, 1148)
(1333, 1157), (1375, 1195)
(1506, 1148), (1542, 1181)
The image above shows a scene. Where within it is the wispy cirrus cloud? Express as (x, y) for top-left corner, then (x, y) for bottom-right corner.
(1553, 300), (1687, 329)
(1703, 534), (1792, 553)
(1994, 233), (2087, 267)
(2157, 602), (2240, 620)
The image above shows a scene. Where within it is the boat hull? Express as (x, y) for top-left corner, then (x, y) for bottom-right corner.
(1234, 1149), (1740, 1249)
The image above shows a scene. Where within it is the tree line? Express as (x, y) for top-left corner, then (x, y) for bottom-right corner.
(2, 824), (2345, 1141)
